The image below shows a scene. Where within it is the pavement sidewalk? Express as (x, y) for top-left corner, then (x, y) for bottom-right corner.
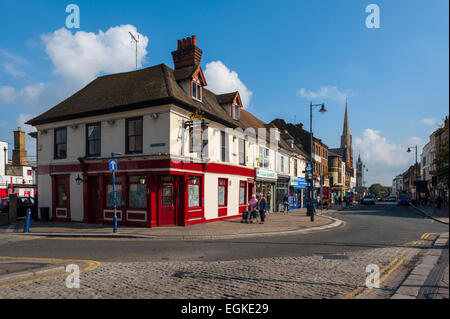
(409, 204), (449, 224)
(0, 208), (343, 240)
(392, 232), (449, 299)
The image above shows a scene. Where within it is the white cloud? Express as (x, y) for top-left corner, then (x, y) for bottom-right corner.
(0, 86), (16, 104)
(354, 129), (426, 186)
(354, 129), (409, 167)
(2, 63), (27, 78)
(0, 83), (45, 105)
(421, 118), (439, 126)
(17, 113), (37, 134)
(204, 61), (253, 108)
(297, 86), (351, 104)
(41, 25), (149, 85)
(0, 49), (27, 65)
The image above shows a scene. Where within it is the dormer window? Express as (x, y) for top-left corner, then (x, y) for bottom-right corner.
(192, 81), (202, 101)
(231, 104), (240, 120)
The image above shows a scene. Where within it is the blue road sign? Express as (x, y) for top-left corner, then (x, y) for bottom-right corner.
(109, 159), (117, 171)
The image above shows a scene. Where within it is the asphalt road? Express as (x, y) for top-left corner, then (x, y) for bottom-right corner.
(0, 203), (447, 262)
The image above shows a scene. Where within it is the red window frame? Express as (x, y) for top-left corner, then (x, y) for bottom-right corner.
(218, 178), (228, 207)
(239, 181), (247, 205)
(187, 175), (202, 209)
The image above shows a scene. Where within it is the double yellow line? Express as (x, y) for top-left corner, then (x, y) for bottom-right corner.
(420, 232), (437, 240)
(0, 256), (101, 289)
(344, 257), (404, 299)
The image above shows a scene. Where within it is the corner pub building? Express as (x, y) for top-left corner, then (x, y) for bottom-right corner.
(27, 35), (285, 227)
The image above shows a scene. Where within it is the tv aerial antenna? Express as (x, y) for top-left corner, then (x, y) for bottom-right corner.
(129, 32), (139, 70)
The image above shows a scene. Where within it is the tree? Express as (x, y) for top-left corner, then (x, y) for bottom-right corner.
(369, 184), (391, 197)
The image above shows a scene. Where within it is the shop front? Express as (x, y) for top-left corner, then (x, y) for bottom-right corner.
(276, 175), (290, 212)
(255, 168), (277, 212)
(51, 158), (255, 228)
(289, 176), (308, 209)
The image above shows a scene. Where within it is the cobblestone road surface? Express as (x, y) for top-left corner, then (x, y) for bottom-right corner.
(0, 244), (423, 299)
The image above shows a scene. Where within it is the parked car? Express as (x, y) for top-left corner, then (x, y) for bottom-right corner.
(388, 195), (397, 202)
(397, 194), (410, 206)
(362, 195), (376, 205)
(0, 197), (37, 218)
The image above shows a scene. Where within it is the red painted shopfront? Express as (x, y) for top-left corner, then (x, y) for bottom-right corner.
(46, 159), (254, 227)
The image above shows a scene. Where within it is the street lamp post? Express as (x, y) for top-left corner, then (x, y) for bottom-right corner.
(309, 102), (327, 222)
(407, 146), (419, 205)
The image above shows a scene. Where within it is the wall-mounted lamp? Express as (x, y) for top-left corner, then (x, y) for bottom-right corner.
(70, 124), (79, 130)
(151, 113), (159, 120)
(75, 174), (84, 185)
(40, 129), (48, 135)
(139, 176), (146, 185)
(107, 119), (116, 126)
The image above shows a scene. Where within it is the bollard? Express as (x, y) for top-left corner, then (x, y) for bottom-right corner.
(113, 216), (117, 233)
(24, 208), (31, 233)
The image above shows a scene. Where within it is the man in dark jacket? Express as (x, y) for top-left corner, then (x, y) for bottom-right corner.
(258, 194), (267, 224)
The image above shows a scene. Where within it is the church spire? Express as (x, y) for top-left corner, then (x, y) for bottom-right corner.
(342, 97), (350, 137)
(340, 97), (353, 163)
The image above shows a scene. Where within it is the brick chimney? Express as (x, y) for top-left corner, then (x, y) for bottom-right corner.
(12, 127), (27, 165)
(295, 123), (304, 130)
(171, 35), (203, 69)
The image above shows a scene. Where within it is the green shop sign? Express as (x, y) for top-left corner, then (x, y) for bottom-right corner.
(256, 169), (277, 180)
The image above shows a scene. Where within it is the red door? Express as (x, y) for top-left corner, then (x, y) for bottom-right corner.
(158, 182), (176, 226)
(87, 176), (101, 222)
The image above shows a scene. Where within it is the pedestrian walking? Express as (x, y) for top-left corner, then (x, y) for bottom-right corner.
(283, 193), (289, 214)
(258, 193), (267, 224)
(247, 194), (258, 223)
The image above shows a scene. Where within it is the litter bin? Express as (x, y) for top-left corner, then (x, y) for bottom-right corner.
(40, 207), (49, 221)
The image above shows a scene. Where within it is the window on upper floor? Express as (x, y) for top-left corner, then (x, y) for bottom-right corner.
(238, 138), (245, 165)
(259, 147), (269, 169)
(54, 127), (67, 159)
(294, 159), (298, 176)
(220, 131), (229, 162)
(280, 155), (285, 173)
(189, 126), (208, 158)
(192, 81), (202, 101)
(231, 104), (240, 120)
(86, 123), (101, 157)
(126, 117), (143, 154)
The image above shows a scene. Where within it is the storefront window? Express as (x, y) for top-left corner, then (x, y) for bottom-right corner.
(218, 178), (227, 206)
(187, 176), (201, 208)
(239, 181), (246, 205)
(106, 177), (123, 208)
(129, 176), (146, 209)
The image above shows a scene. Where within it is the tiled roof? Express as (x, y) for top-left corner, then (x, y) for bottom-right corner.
(26, 64), (240, 128)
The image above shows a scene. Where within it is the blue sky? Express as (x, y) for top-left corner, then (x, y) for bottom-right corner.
(0, 0), (448, 185)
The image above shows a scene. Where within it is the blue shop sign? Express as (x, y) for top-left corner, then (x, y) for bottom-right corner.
(290, 177), (308, 190)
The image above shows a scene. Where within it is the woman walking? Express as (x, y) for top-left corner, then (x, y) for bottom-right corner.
(247, 194), (258, 223)
(258, 193), (267, 224)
